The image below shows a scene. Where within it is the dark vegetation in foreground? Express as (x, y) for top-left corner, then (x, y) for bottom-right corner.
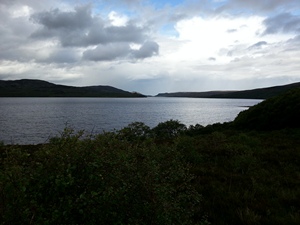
(1, 88), (300, 224)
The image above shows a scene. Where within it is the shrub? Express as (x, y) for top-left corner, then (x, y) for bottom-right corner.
(117, 122), (151, 142)
(152, 120), (187, 141)
(0, 128), (200, 225)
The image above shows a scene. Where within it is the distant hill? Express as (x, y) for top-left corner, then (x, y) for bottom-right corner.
(233, 87), (300, 130)
(156, 82), (300, 99)
(0, 79), (145, 97)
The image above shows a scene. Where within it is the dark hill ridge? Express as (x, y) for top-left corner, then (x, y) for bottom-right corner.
(0, 79), (145, 97)
(156, 82), (300, 99)
(233, 87), (300, 130)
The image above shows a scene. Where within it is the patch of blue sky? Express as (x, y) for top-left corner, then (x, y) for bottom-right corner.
(209, 0), (227, 8)
(201, 0), (230, 15)
(91, 2), (108, 14)
(290, 9), (300, 16)
(91, 1), (139, 19)
(149, 0), (185, 9)
(159, 23), (179, 37)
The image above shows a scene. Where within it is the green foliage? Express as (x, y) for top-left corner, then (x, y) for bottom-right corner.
(180, 129), (300, 225)
(152, 120), (187, 141)
(234, 88), (300, 130)
(0, 128), (200, 225)
(117, 122), (151, 142)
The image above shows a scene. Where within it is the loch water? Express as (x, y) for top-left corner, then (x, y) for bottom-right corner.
(0, 97), (262, 144)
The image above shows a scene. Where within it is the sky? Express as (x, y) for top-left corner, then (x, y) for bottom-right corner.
(0, 0), (300, 95)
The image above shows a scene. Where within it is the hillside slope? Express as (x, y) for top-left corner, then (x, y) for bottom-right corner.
(233, 87), (300, 130)
(156, 82), (300, 99)
(0, 79), (145, 97)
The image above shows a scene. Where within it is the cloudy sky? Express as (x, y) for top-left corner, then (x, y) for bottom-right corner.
(1, 0), (300, 95)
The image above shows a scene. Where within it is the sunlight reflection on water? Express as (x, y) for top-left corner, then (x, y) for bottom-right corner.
(0, 97), (261, 144)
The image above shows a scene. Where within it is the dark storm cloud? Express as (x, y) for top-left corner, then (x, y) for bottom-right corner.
(263, 13), (300, 35)
(41, 49), (80, 64)
(30, 5), (94, 46)
(31, 5), (93, 30)
(83, 41), (159, 61)
(101, 25), (146, 44)
(132, 41), (159, 59)
(83, 43), (131, 61)
(30, 5), (149, 47)
(0, 2), (159, 65)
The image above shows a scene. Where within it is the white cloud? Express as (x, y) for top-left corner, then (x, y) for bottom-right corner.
(172, 16), (266, 63)
(108, 11), (129, 26)
(11, 5), (33, 18)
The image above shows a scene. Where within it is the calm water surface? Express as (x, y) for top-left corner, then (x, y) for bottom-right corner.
(0, 97), (262, 144)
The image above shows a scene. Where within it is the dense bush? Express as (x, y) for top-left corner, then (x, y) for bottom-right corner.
(117, 121), (152, 142)
(152, 120), (187, 141)
(234, 88), (300, 130)
(0, 127), (200, 225)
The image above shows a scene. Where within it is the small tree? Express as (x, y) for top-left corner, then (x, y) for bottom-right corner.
(117, 122), (151, 142)
(152, 120), (187, 141)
